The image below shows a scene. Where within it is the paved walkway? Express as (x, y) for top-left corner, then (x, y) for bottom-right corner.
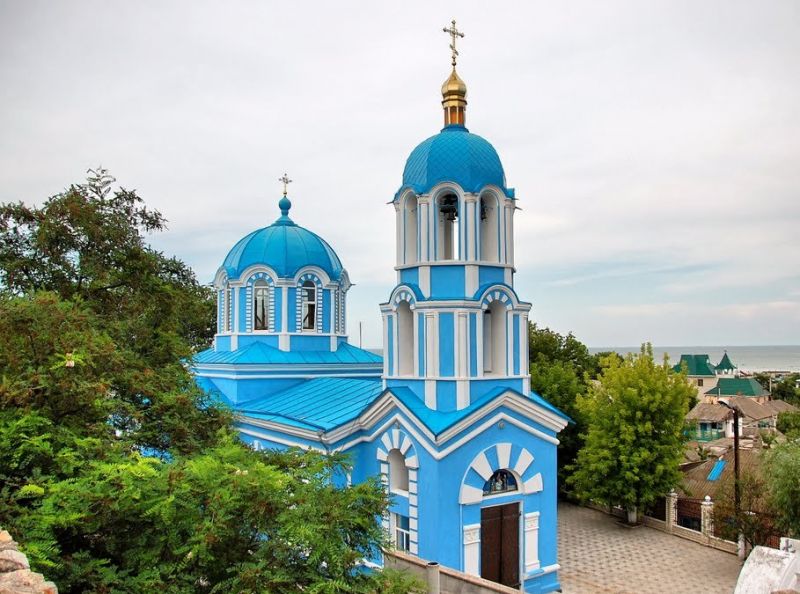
(558, 503), (742, 594)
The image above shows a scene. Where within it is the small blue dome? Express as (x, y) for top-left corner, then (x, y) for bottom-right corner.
(221, 204), (344, 281)
(398, 125), (513, 199)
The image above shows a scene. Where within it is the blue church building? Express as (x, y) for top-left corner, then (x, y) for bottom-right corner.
(192, 25), (568, 593)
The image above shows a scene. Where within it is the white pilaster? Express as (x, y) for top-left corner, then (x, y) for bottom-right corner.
(507, 310), (514, 376)
(524, 512), (541, 572)
(463, 523), (481, 576)
(382, 314), (389, 376)
(419, 198), (430, 262)
(476, 311), (484, 378)
(465, 265), (478, 297)
(413, 310), (420, 376)
(419, 266), (430, 297)
(395, 202), (402, 267)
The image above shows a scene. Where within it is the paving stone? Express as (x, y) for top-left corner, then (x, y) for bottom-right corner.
(558, 503), (741, 594)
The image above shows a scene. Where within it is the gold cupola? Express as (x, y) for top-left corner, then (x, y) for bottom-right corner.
(441, 20), (467, 127)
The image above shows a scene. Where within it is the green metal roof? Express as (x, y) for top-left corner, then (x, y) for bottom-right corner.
(715, 351), (736, 372)
(672, 354), (716, 377)
(704, 377), (769, 398)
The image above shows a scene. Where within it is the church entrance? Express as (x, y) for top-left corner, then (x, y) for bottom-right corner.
(480, 502), (520, 588)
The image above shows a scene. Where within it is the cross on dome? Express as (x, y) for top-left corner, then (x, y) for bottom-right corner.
(442, 20), (465, 68)
(279, 172), (292, 197)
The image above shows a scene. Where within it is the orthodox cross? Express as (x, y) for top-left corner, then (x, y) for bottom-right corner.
(279, 173), (292, 196)
(442, 20), (465, 68)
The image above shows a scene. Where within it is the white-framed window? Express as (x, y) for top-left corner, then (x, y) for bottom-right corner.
(301, 280), (316, 330)
(392, 513), (411, 552)
(253, 280), (269, 331)
(387, 448), (409, 494)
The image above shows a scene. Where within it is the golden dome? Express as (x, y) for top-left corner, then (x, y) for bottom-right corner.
(441, 68), (467, 98)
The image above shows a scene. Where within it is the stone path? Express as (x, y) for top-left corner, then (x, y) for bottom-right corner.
(558, 503), (742, 594)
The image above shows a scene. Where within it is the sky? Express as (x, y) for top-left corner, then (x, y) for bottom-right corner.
(1, 1), (798, 348)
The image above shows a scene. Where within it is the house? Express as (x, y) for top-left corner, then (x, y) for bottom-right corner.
(673, 354), (719, 396)
(706, 378), (771, 404)
(191, 24), (568, 594)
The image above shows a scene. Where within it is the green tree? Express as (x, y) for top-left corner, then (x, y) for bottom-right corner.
(776, 411), (800, 439)
(765, 440), (800, 537)
(772, 374), (800, 406)
(0, 171), (412, 593)
(568, 344), (694, 523)
(712, 466), (776, 550)
(527, 324), (615, 491)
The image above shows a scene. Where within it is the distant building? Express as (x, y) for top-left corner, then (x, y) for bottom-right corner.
(673, 354), (718, 394)
(705, 378), (770, 404)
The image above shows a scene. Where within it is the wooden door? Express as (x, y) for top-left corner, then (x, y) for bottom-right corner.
(480, 503), (520, 588)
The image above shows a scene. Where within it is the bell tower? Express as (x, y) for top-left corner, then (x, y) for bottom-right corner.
(381, 22), (531, 411)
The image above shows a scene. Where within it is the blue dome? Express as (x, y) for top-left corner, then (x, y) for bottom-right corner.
(221, 208), (344, 281)
(398, 125), (513, 199)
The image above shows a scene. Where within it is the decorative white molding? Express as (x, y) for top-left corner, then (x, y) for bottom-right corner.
(463, 523), (481, 575)
(524, 511), (540, 572)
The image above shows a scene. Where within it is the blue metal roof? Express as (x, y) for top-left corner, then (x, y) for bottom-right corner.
(398, 125), (513, 199)
(193, 342), (382, 366)
(707, 459), (726, 481)
(237, 377), (384, 431)
(220, 199), (344, 281)
(384, 386), (571, 436)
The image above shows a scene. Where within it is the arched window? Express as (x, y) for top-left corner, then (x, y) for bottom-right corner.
(301, 280), (316, 330)
(479, 194), (499, 262)
(396, 301), (413, 376)
(483, 301), (507, 375)
(253, 280), (269, 330)
(403, 195), (418, 264)
(437, 194), (459, 260)
(387, 448), (409, 493)
(483, 469), (518, 496)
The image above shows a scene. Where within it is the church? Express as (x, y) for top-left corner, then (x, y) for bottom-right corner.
(191, 22), (569, 594)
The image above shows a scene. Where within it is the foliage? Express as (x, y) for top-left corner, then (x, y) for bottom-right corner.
(529, 356), (582, 487)
(14, 439), (395, 594)
(567, 344), (694, 520)
(776, 411), (800, 439)
(712, 465), (777, 549)
(764, 440), (800, 537)
(772, 374), (800, 406)
(528, 323), (600, 379)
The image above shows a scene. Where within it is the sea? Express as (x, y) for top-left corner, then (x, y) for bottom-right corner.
(588, 345), (800, 373)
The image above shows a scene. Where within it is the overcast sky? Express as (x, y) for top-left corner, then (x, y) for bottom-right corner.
(1, 1), (798, 348)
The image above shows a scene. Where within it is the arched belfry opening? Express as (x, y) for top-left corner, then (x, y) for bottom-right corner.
(396, 300), (414, 376)
(479, 194), (499, 263)
(253, 279), (269, 330)
(403, 194), (418, 264)
(301, 280), (316, 331)
(437, 193), (459, 261)
(483, 300), (507, 376)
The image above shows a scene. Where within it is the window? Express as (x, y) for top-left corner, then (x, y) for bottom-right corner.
(302, 280), (316, 330)
(392, 513), (411, 552)
(253, 280), (269, 330)
(438, 194), (458, 260)
(483, 469), (518, 496)
(387, 448), (409, 493)
(479, 194), (499, 262)
(396, 301), (413, 376)
(697, 378), (704, 387)
(403, 195), (418, 264)
(483, 301), (507, 375)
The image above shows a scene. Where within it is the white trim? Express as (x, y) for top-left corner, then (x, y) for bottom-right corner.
(238, 427), (326, 452)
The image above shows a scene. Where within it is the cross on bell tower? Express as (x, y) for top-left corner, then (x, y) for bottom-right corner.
(442, 20), (465, 68)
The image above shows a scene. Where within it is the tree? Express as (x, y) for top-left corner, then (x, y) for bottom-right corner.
(0, 171), (413, 593)
(765, 441), (800, 537)
(527, 324), (616, 491)
(15, 438), (402, 594)
(568, 344), (694, 523)
(712, 465), (777, 550)
(529, 357), (582, 487)
(776, 411), (800, 439)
